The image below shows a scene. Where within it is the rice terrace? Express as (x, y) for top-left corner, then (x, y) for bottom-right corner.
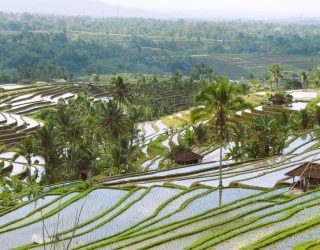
(1, 0), (320, 250)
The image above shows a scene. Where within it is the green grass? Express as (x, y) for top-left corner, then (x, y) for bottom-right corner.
(294, 240), (320, 250)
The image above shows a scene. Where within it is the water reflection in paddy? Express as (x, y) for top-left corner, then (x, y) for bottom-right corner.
(283, 130), (320, 154)
(288, 90), (317, 100)
(286, 102), (308, 111)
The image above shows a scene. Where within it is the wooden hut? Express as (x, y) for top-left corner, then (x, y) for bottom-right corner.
(268, 94), (287, 105)
(173, 149), (203, 165)
(285, 162), (320, 190)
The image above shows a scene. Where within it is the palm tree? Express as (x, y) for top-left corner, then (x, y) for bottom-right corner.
(34, 124), (61, 184)
(315, 106), (320, 126)
(55, 105), (82, 174)
(269, 64), (284, 90)
(300, 71), (308, 89)
(298, 109), (313, 129)
(181, 127), (195, 146)
(99, 135), (140, 175)
(98, 101), (128, 139)
(14, 137), (35, 180)
(250, 116), (272, 157)
(112, 76), (133, 107)
(192, 123), (209, 145)
(191, 77), (246, 187)
(228, 122), (247, 159)
(73, 141), (97, 181)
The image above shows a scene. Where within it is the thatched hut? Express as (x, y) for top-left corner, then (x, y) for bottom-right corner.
(285, 162), (320, 190)
(173, 149), (203, 165)
(268, 94), (287, 105)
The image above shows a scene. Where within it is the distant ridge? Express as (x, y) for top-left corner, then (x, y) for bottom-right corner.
(0, 0), (320, 21)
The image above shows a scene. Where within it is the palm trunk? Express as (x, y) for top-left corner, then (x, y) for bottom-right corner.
(219, 128), (223, 187)
(28, 156), (32, 180)
(218, 127), (223, 208)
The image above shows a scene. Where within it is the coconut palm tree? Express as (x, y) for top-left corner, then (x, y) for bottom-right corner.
(269, 64), (284, 90)
(14, 137), (35, 180)
(34, 123), (61, 184)
(112, 76), (133, 107)
(98, 101), (128, 139)
(193, 123), (209, 145)
(191, 77), (246, 187)
(249, 116), (272, 157)
(98, 135), (140, 175)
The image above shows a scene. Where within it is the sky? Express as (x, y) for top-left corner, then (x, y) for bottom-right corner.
(102, 0), (320, 16)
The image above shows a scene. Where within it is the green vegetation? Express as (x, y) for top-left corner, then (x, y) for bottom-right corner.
(192, 77), (248, 186)
(2, 12), (320, 249)
(2, 186), (320, 249)
(1, 13), (320, 80)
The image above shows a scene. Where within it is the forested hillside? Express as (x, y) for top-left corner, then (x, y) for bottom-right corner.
(1, 13), (320, 82)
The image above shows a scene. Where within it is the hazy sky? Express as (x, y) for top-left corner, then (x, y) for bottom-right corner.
(102, 0), (320, 15)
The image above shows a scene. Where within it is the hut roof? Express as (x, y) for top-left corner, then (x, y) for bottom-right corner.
(55, 79), (67, 83)
(174, 149), (203, 162)
(269, 94), (287, 102)
(285, 162), (320, 179)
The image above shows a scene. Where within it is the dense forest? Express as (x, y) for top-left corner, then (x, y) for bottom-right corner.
(1, 12), (320, 82)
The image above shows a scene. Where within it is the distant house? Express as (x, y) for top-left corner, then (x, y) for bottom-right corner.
(173, 149), (203, 165)
(20, 79), (31, 84)
(285, 162), (320, 190)
(268, 94), (287, 105)
(55, 79), (67, 83)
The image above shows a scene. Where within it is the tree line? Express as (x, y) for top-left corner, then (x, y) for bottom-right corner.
(1, 13), (320, 81)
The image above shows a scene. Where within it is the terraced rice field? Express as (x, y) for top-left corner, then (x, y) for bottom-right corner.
(0, 83), (108, 149)
(96, 128), (320, 190)
(1, 185), (320, 249)
(0, 83), (112, 182)
(1, 84), (320, 248)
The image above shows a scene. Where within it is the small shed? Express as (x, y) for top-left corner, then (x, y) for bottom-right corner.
(268, 94), (287, 105)
(285, 162), (320, 190)
(173, 149), (203, 165)
(55, 79), (67, 83)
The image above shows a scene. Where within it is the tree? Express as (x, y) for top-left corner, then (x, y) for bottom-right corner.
(300, 71), (308, 89)
(311, 66), (320, 87)
(34, 123), (61, 184)
(98, 101), (128, 139)
(191, 77), (246, 187)
(245, 115), (290, 158)
(248, 116), (271, 157)
(14, 137), (35, 180)
(298, 109), (313, 130)
(97, 135), (140, 175)
(192, 123), (209, 145)
(315, 106), (320, 126)
(181, 127), (195, 147)
(268, 64), (284, 90)
(228, 122), (247, 159)
(111, 76), (133, 107)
